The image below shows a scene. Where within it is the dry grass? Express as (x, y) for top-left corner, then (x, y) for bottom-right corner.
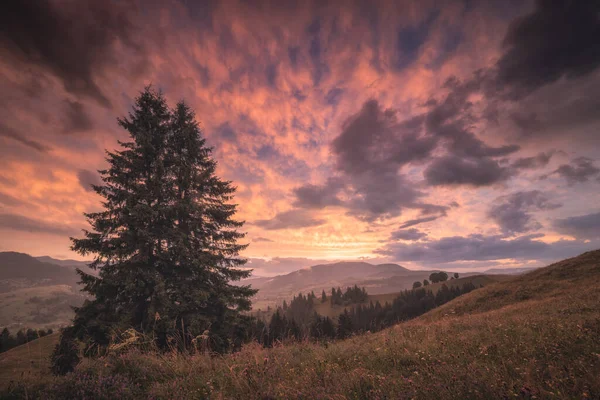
(0, 333), (59, 389)
(2, 250), (600, 399)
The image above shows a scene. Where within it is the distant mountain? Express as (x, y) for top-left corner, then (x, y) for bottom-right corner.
(0, 252), (81, 292)
(35, 256), (91, 270)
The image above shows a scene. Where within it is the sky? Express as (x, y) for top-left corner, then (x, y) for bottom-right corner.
(0, 0), (599, 276)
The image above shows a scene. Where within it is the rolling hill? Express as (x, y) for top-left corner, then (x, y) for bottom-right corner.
(243, 260), (479, 310)
(2, 250), (598, 398)
(0, 252), (84, 293)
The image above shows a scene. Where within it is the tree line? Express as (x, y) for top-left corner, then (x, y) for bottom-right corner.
(327, 285), (369, 305)
(0, 327), (54, 354)
(251, 282), (479, 346)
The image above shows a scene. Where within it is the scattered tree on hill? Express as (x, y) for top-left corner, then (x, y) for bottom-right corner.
(321, 289), (327, 303)
(53, 88), (256, 374)
(413, 281), (422, 289)
(454, 273), (459, 279)
(423, 279), (429, 286)
(429, 271), (449, 283)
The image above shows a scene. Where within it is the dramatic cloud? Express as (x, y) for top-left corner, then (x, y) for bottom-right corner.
(253, 209), (326, 230)
(553, 212), (600, 240)
(376, 233), (598, 266)
(553, 157), (600, 185)
(0, 213), (77, 236)
(1, 0), (599, 268)
(0, 0), (141, 107)
(62, 100), (94, 133)
(425, 155), (511, 187)
(332, 100), (436, 175)
(398, 215), (442, 229)
(488, 191), (561, 235)
(0, 122), (50, 152)
(511, 151), (555, 170)
(390, 228), (428, 241)
(496, 0), (600, 98)
(292, 177), (345, 209)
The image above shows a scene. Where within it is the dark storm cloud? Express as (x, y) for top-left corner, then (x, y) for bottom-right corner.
(0, 0), (140, 107)
(332, 100), (435, 175)
(397, 215), (442, 229)
(553, 212), (600, 239)
(553, 157), (600, 185)
(488, 190), (561, 235)
(424, 155), (511, 187)
(422, 76), (519, 186)
(254, 209), (326, 230)
(292, 177), (345, 209)
(376, 233), (597, 265)
(495, 0), (600, 99)
(0, 213), (77, 236)
(62, 100), (94, 134)
(390, 228), (428, 241)
(0, 122), (50, 152)
(344, 170), (425, 221)
(511, 151), (554, 170)
(77, 169), (102, 192)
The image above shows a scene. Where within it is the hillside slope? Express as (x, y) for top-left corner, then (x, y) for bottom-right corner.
(0, 333), (59, 389)
(2, 250), (599, 399)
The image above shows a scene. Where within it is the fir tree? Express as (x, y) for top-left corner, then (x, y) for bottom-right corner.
(336, 309), (353, 339)
(55, 88), (256, 366)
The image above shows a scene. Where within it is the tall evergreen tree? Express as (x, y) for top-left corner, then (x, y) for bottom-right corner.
(55, 88), (256, 366)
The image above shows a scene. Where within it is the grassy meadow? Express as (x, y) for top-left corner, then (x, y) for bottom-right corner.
(1, 250), (599, 399)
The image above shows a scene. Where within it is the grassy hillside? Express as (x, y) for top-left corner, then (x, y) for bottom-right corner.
(2, 250), (599, 399)
(0, 285), (85, 330)
(0, 333), (59, 389)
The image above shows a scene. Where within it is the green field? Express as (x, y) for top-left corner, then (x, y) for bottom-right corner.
(1, 250), (599, 399)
